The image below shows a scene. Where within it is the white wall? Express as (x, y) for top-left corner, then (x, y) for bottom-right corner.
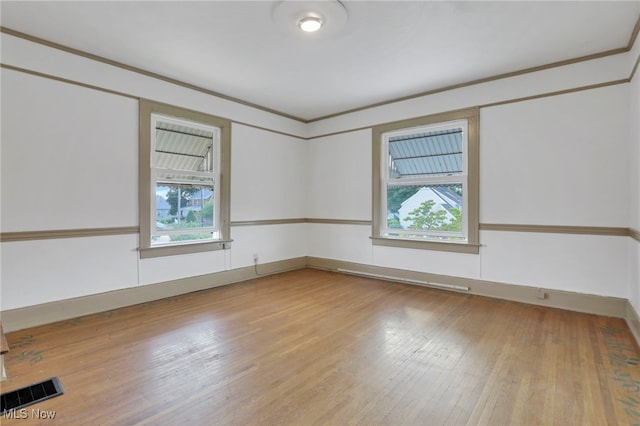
(480, 86), (629, 227)
(306, 129), (372, 220)
(1, 235), (139, 309)
(1, 30), (638, 313)
(1, 34), (307, 138)
(231, 123), (307, 222)
(306, 53), (629, 138)
(306, 65), (633, 298)
(1, 68), (142, 310)
(629, 40), (640, 312)
(1, 69), (138, 231)
(227, 123), (309, 269)
(0, 34), (308, 311)
(479, 85), (629, 296)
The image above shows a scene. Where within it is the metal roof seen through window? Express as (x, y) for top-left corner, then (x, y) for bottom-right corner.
(154, 121), (215, 172)
(389, 128), (463, 178)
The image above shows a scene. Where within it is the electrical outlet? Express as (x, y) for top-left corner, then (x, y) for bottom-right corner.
(253, 253), (259, 264)
(536, 288), (547, 300)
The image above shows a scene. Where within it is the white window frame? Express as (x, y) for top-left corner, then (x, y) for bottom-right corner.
(150, 114), (220, 244)
(380, 119), (469, 241)
(371, 107), (479, 254)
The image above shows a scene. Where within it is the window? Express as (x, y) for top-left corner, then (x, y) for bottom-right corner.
(139, 99), (231, 258)
(372, 107), (479, 254)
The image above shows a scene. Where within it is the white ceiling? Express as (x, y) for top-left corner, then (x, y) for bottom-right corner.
(2, 1), (639, 121)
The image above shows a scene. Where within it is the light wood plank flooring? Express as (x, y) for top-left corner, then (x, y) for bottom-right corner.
(2, 268), (639, 425)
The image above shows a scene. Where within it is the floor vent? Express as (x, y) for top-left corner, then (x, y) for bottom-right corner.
(1, 377), (64, 416)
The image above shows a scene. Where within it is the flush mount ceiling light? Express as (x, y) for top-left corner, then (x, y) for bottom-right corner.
(272, 1), (348, 38)
(298, 16), (323, 32)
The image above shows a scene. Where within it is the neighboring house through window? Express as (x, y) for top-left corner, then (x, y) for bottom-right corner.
(372, 107), (479, 254)
(139, 99), (231, 258)
(156, 195), (172, 219)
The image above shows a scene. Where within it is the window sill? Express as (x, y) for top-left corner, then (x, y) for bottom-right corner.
(370, 236), (479, 254)
(139, 239), (233, 259)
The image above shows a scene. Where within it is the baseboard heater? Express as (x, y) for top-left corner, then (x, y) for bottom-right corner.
(336, 268), (470, 292)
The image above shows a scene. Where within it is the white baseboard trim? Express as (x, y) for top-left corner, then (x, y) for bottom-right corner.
(0, 257), (306, 332)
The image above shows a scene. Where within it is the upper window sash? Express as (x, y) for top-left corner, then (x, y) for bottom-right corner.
(382, 119), (469, 181)
(151, 114), (218, 174)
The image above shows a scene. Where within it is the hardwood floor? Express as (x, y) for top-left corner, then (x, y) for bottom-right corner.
(2, 268), (639, 425)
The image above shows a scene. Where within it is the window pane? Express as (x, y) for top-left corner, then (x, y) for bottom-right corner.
(154, 120), (217, 172)
(387, 184), (463, 233)
(155, 184), (214, 229)
(388, 127), (463, 179)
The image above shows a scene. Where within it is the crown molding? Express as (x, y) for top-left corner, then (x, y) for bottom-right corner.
(2, 17), (638, 124)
